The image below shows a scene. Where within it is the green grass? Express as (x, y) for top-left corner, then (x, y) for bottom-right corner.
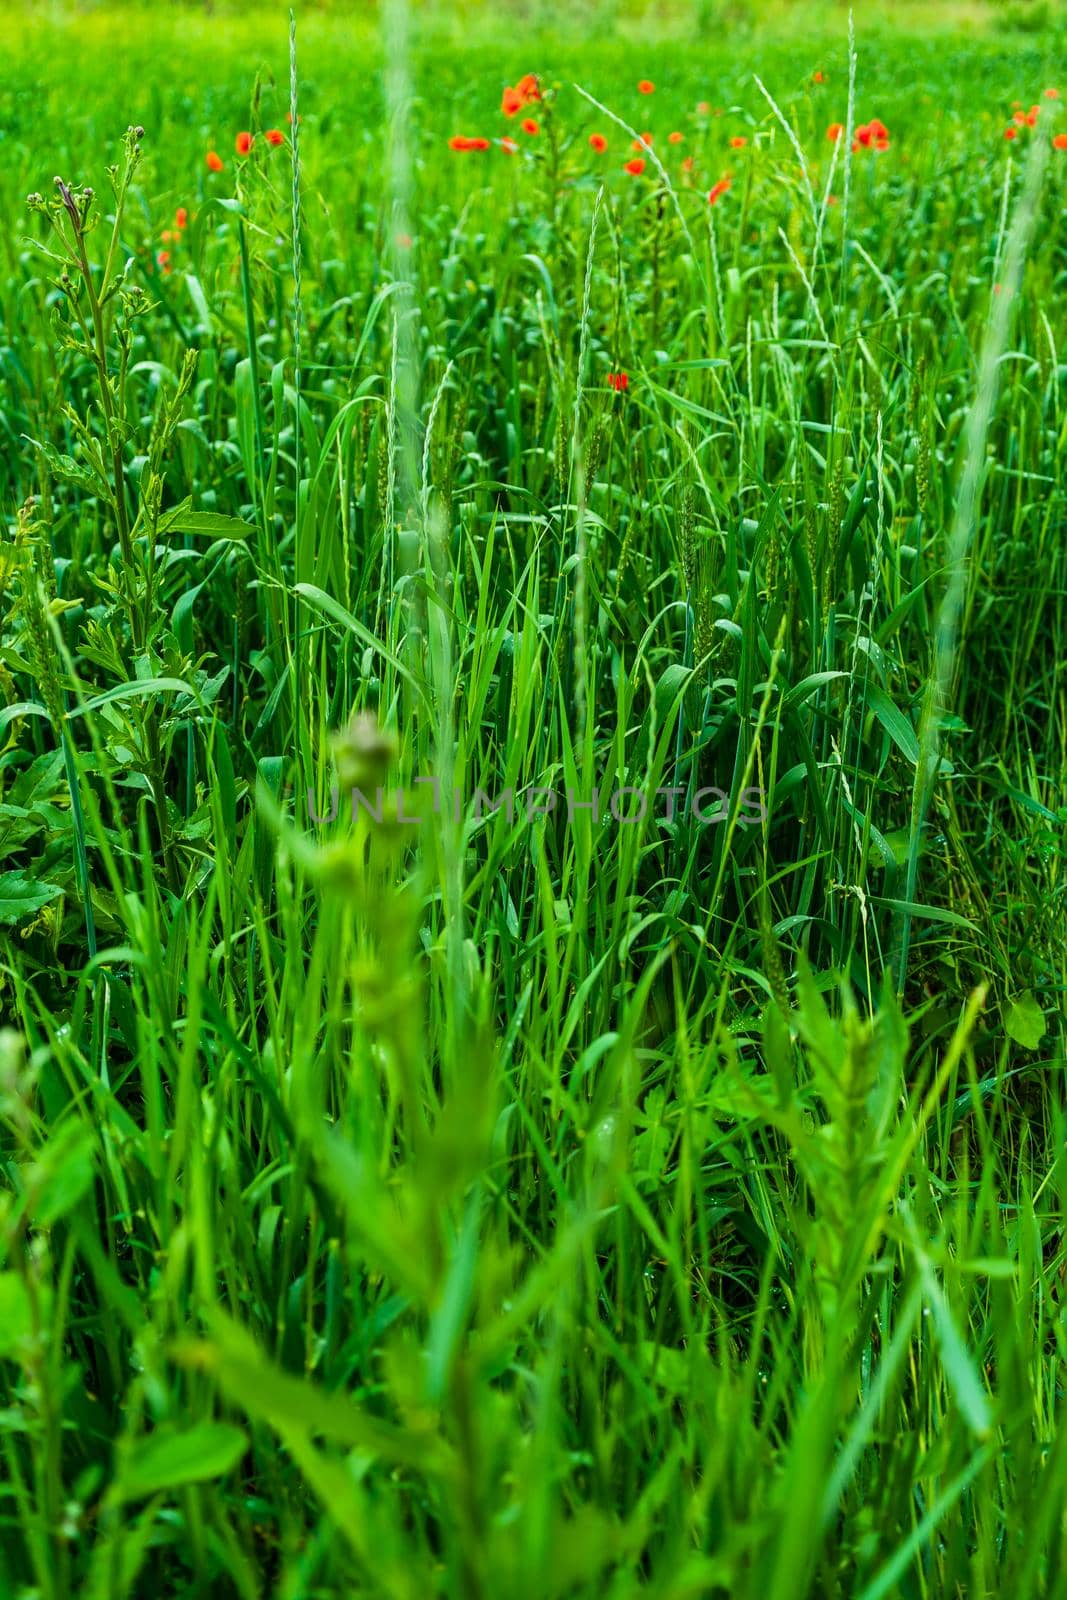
(0, 2), (1065, 1595)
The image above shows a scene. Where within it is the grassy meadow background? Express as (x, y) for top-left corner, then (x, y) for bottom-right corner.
(0, 0), (1065, 1594)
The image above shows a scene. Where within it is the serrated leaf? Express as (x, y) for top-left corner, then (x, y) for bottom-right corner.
(0, 873), (63, 926)
(158, 501), (253, 540)
(24, 437), (108, 497)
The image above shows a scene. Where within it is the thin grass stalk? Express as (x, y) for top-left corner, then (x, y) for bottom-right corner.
(894, 139), (1046, 989)
(290, 10), (305, 754)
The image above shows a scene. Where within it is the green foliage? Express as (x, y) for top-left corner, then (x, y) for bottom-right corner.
(0, 5), (1064, 1597)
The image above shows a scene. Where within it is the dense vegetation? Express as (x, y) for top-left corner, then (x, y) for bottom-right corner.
(0, 3), (1064, 1595)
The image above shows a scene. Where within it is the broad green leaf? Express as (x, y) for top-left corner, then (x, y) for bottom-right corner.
(0, 702), (53, 733)
(0, 872), (63, 926)
(866, 682), (920, 764)
(159, 501), (253, 540)
(783, 670), (847, 710)
(0, 1273), (33, 1357)
(67, 677), (199, 719)
(174, 1311), (449, 1472)
(1005, 989), (1046, 1050)
(30, 1123), (96, 1226)
(118, 1422), (247, 1498)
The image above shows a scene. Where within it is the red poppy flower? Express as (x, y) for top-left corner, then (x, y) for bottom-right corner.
(206, 150), (224, 171)
(606, 371), (629, 391)
(501, 137), (518, 154)
(681, 156), (695, 172)
(868, 118), (888, 140)
(624, 157), (646, 174)
(827, 193), (838, 205)
(1054, 133), (1067, 149)
(502, 86), (524, 117)
(729, 136), (747, 148)
(697, 101), (711, 114)
(469, 137), (491, 150)
(826, 122), (843, 141)
(1003, 126), (1018, 140)
(668, 130), (683, 144)
(448, 135), (473, 150)
(1012, 110), (1026, 124)
(813, 70), (825, 83)
(160, 229), (176, 243)
(638, 79), (655, 94)
(521, 118), (539, 135)
(1024, 109), (1039, 126)
(175, 206), (188, 229)
(1045, 88), (1060, 99)
(708, 176), (732, 204)
(855, 124), (873, 146)
(265, 129), (285, 146)
(517, 72), (540, 101)
(156, 249), (172, 274)
(236, 131), (253, 155)
(589, 132), (608, 152)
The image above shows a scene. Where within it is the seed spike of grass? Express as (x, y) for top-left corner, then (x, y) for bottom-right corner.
(895, 132), (1047, 988)
(289, 6), (305, 766)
